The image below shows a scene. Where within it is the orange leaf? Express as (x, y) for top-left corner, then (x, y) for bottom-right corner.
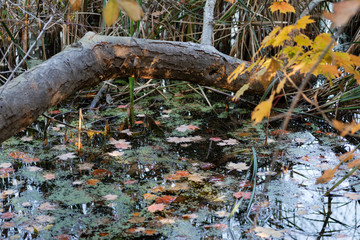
(323, 0), (360, 28)
(251, 93), (274, 125)
(86, 179), (100, 185)
(147, 203), (166, 212)
(175, 170), (190, 177)
(315, 169), (336, 184)
(348, 159), (360, 168)
(269, 1), (295, 14)
(332, 120), (360, 137)
(9, 151), (27, 159)
(144, 229), (157, 235)
(91, 169), (113, 178)
(69, 0), (82, 11)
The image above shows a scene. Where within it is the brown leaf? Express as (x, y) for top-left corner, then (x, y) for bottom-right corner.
(316, 169), (336, 184)
(69, 0), (82, 11)
(87, 179), (100, 186)
(155, 195), (176, 204)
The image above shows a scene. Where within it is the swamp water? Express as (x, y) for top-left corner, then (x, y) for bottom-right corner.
(0, 86), (359, 240)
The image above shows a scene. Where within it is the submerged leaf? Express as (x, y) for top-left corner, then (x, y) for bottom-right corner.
(315, 169), (336, 184)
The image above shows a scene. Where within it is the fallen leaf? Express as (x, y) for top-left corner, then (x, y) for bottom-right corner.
(182, 213), (198, 219)
(155, 195), (176, 204)
(344, 192), (360, 200)
(27, 166), (42, 172)
(144, 229), (157, 235)
(124, 180), (138, 184)
(233, 191), (252, 199)
(0, 163), (12, 168)
(2, 222), (16, 228)
(147, 203), (166, 212)
(209, 137), (222, 142)
(35, 215), (56, 223)
(215, 211), (230, 218)
(39, 202), (57, 211)
(167, 136), (205, 143)
(204, 223), (228, 230)
(226, 162), (249, 171)
(91, 169), (113, 178)
(21, 136), (33, 142)
(128, 216), (145, 223)
(217, 138), (238, 146)
(3, 189), (17, 195)
(78, 163), (94, 171)
(187, 173), (206, 182)
(168, 182), (189, 191)
(158, 217), (176, 224)
(103, 194), (118, 201)
(9, 151), (27, 159)
(253, 226), (285, 238)
(87, 179), (100, 186)
(316, 169), (336, 184)
(43, 173), (56, 180)
(22, 157), (40, 163)
(58, 152), (76, 160)
(143, 193), (157, 200)
(107, 150), (124, 157)
(1, 212), (15, 219)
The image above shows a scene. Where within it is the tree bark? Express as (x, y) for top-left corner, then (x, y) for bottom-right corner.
(0, 32), (269, 143)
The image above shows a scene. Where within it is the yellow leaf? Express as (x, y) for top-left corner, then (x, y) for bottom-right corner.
(269, 1), (295, 14)
(295, 15), (315, 30)
(294, 34), (312, 47)
(228, 62), (246, 83)
(276, 78), (286, 93)
(104, 0), (119, 26)
(69, 0), (82, 11)
(321, 65), (340, 80)
(273, 25), (294, 47)
(316, 169), (336, 184)
(232, 84), (249, 102)
(251, 93), (275, 125)
(116, 0), (144, 21)
(262, 27), (281, 47)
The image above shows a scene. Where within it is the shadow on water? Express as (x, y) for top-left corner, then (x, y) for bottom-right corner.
(0, 89), (359, 239)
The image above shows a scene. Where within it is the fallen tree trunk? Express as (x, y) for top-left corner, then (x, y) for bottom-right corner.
(0, 32), (268, 143)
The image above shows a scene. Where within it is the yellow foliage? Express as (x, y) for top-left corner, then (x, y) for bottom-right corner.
(251, 93), (275, 125)
(269, 1), (295, 14)
(228, 63), (246, 83)
(104, 0), (120, 26)
(116, 0), (144, 21)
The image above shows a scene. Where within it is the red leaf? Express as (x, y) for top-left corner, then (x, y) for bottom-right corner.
(155, 195), (176, 204)
(91, 169), (113, 178)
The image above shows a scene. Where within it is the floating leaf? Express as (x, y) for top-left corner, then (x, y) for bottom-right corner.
(87, 179), (100, 186)
(158, 217), (176, 224)
(35, 215), (55, 223)
(188, 173), (206, 182)
(316, 169), (336, 184)
(9, 151), (27, 159)
(58, 152), (76, 160)
(209, 137), (222, 142)
(91, 169), (113, 178)
(27, 166), (42, 172)
(156, 195), (176, 204)
(143, 193), (157, 200)
(78, 163), (94, 171)
(39, 202), (57, 211)
(144, 229), (158, 235)
(233, 191), (252, 199)
(253, 226), (285, 238)
(226, 162), (249, 172)
(1, 212), (15, 219)
(147, 203), (166, 212)
(182, 213), (198, 219)
(217, 138), (238, 146)
(22, 157), (40, 163)
(344, 192), (360, 200)
(43, 173), (56, 180)
(204, 223), (228, 230)
(103, 194), (118, 201)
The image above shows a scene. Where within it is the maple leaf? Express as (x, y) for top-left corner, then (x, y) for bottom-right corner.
(251, 93), (274, 125)
(226, 162), (249, 171)
(295, 15), (315, 29)
(147, 203), (166, 212)
(332, 120), (360, 137)
(323, 0), (360, 28)
(316, 169), (336, 184)
(269, 1), (295, 14)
